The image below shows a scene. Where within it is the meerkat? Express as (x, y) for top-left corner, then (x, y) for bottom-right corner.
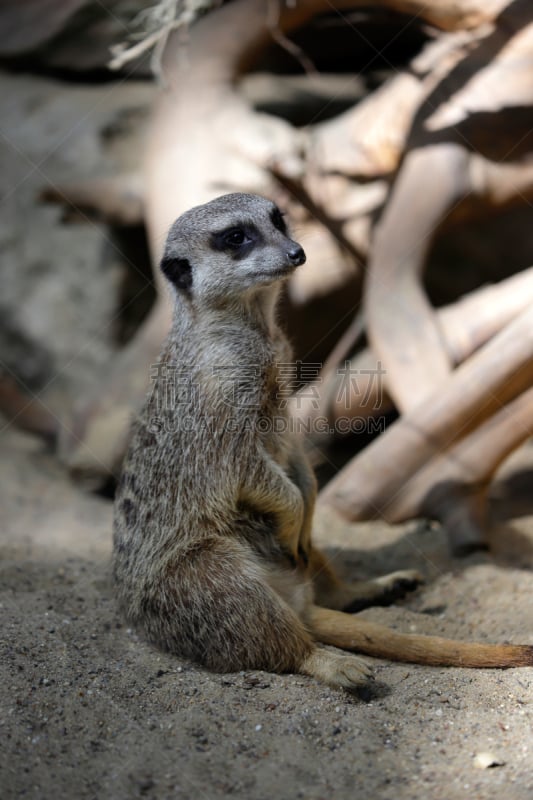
(113, 193), (533, 691)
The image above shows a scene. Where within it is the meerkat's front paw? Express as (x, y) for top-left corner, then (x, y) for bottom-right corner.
(300, 647), (374, 691)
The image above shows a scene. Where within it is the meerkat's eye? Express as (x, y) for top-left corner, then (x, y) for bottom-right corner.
(223, 228), (247, 247)
(211, 224), (259, 255)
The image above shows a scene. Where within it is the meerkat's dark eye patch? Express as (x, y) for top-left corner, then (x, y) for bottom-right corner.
(160, 256), (193, 292)
(270, 207), (287, 235)
(210, 224), (262, 260)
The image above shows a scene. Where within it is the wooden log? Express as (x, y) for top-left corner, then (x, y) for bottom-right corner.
(40, 175), (144, 227)
(307, 72), (423, 179)
(385, 385), (533, 554)
(0, 373), (58, 443)
(347, 5), (533, 414)
(365, 143), (470, 414)
(294, 265), (533, 428)
(57, 0), (518, 480)
(318, 306), (533, 519)
(438, 265), (533, 364)
(58, 298), (172, 482)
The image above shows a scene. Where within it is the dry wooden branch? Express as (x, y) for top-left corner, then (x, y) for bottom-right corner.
(340, 5), (533, 549)
(40, 176), (144, 226)
(0, 374), (58, 443)
(377, 0), (507, 29)
(144, 0), (513, 258)
(318, 306), (533, 520)
(57, 0), (530, 484)
(58, 302), (172, 481)
(307, 72), (424, 179)
(438, 266), (533, 364)
(386, 385), (533, 553)
(365, 143), (469, 413)
(294, 265), (533, 429)
(280, 14), (532, 300)
(363, 154), (533, 416)
(58, 0), (375, 478)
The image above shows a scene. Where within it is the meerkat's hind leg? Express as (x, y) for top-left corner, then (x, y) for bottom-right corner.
(135, 538), (377, 692)
(135, 537), (317, 674)
(308, 548), (423, 612)
(340, 570), (424, 613)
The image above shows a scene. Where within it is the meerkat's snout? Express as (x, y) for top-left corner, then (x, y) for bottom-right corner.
(286, 243), (306, 267)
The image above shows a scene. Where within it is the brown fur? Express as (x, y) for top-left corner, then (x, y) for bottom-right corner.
(113, 194), (532, 692)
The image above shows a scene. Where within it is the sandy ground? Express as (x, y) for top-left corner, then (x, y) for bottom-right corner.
(1, 425), (532, 800)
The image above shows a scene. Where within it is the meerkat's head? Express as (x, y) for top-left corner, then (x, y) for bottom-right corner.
(160, 193), (306, 306)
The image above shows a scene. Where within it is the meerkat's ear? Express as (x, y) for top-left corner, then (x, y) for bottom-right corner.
(160, 256), (193, 292)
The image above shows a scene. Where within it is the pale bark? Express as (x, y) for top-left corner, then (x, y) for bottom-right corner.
(318, 306), (533, 520)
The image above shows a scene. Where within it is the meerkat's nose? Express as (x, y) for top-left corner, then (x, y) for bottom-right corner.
(287, 244), (306, 267)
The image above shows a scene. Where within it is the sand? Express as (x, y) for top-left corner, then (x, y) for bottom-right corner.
(1, 425), (532, 800)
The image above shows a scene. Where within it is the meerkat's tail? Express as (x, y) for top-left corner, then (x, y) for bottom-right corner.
(310, 606), (533, 668)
